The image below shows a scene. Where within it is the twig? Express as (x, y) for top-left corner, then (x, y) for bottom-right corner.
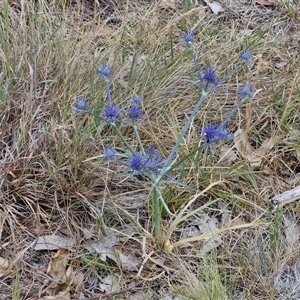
(270, 185), (300, 208)
(71, 283), (160, 300)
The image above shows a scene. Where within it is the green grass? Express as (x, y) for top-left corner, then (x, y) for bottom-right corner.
(1, 0), (300, 298)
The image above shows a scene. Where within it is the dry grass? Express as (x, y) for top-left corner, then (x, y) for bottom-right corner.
(0, 0), (300, 299)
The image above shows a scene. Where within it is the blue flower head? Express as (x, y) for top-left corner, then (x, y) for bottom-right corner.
(127, 149), (163, 175)
(97, 64), (114, 80)
(201, 124), (233, 147)
(71, 97), (89, 113)
(147, 146), (161, 159)
(128, 154), (147, 173)
(240, 84), (254, 99)
(203, 67), (216, 85)
(103, 105), (120, 124)
(145, 147), (163, 174)
(127, 105), (143, 123)
(183, 30), (195, 45)
(104, 146), (117, 160)
(240, 49), (251, 63)
(132, 96), (143, 105)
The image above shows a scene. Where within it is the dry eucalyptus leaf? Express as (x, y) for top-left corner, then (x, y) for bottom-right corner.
(33, 235), (75, 251)
(219, 145), (238, 164)
(159, 0), (176, 9)
(160, 290), (184, 300)
(181, 226), (201, 240)
(73, 271), (85, 294)
(0, 214), (7, 241)
(198, 217), (221, 255)
(219, 201), (231, 227)
(238, 29), (254, 38)
(41, 291), (71, 300)
(129, 291), (148, 300)
(234, 129), (276, 168)
(286, 129), (300, 162)
(117, 252), (140, 271)
(0, 257), (12, 278)
(219, 202), (247, 228)
(203, 0), (224, 14)
(99, 275), (120, 293)
(284, 215), (300, 252)
(45, 249), (82, 298)
(275, 61), (288, 71)
(47, 249), (70, 283)
(255, 0), (274, 5)
(234, 129), (258, 166)
(84, 235), (118, 263)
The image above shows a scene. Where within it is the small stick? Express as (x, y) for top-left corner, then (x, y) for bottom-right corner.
(270, 185), (300, 207)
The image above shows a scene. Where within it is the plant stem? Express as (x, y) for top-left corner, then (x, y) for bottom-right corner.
(162, 90), (208, 176)
(112, 124), (135, 154)
(133, 124), (146, 155)
(105, 80), (113, 107)
(153, 187), (161, 237)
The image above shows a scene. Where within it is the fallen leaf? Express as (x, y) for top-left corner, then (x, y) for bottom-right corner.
(284, 215), (300, 253)
(237, 29), (254, 38)
(296, 149), (300, 162)
(234, 129), (276, 168)
(219, 145), (238, 164)
(116, 251), (140, 271)
(234, 129), (258, 166)
(203, 0), (224, 14)
(45, 249), (83, 298)
(275, 61), (288, 71)
(99, 275), (120, 293)
(255, 0), (274, 5)
(129, 291), (147, 300)
(159, 0), (176, 9)
(198, 216), (221, 255)
(42, 290), (71, 300)
(219, 202), (231, 227)
(179, 214), (221, 254)
(286, 129), (300, 162)
(181, 226), (201, 240)
(84, 235), (118, 263)
(47, 249), (70, 283)
(256, 134), (277, 157)
(0, 257), (12, 278)
(219, 202), (247, 228)
(0, 213), (7, 241)
(33, 235), (75, 251)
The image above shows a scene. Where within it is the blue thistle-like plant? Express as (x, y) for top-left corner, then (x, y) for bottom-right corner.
(127, 96), (143, 123)
(72, 97), (89, 113)
(147, 146), (161, 158)
(145, 147), (164, 174)
(201, 124), (233, 147)
(71, 29), (258, 237)
(132, 96), (143, 105)
(127, 105), (143, 123)
(240, 84), (254, 99)
(97, 64), (114, 81)
(201, 83), (255, 152)
(127, 149), (164, 175)
(240, 49), (252, 63)
(104, 146), (117, 160)
(183, 30), (195, 45)
(203, 67), (217, 86)
(103, 105), (120, 124)
(128, 154), (147, 173)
